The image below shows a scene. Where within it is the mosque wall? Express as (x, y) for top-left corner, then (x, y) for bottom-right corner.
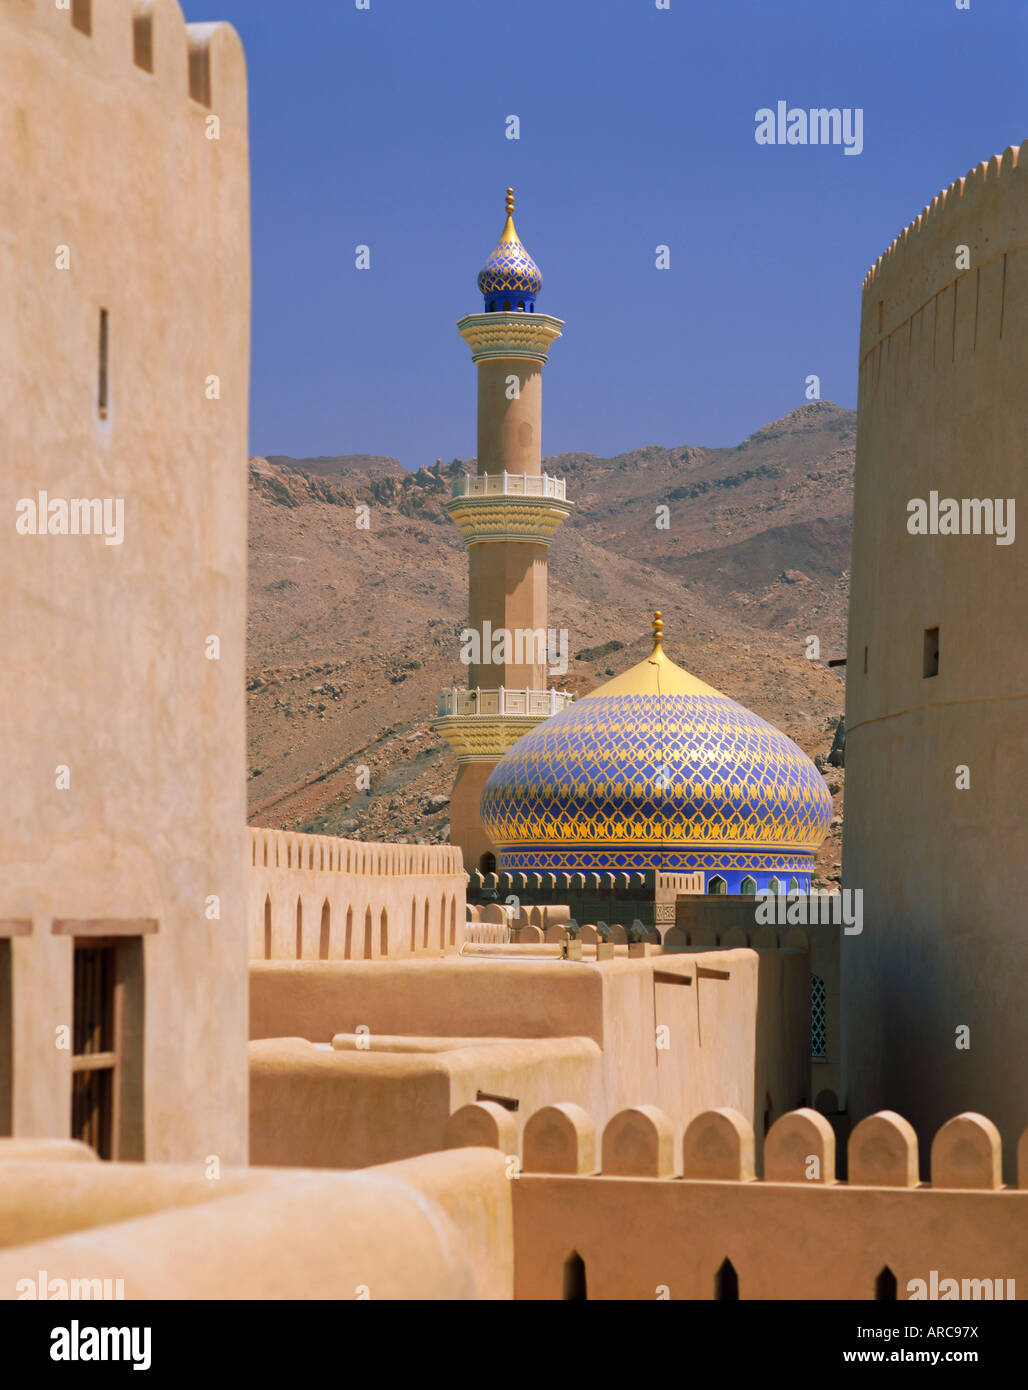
(467, 867), (676, 930)
(843, 143), (1028, 1177)
(0, 1), (250, 1163)
(248, 828), (466, 961)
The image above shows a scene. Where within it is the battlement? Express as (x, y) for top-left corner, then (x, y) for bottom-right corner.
(495, 1104), (1028, 1298)
(863, 141), (1025, 292)
(249, 826), (464, 877)
(470, 869), (654, 895)
(12, 0), (246, 128)
(452, 1100), (1027, 1188)
(859, 139), (1027, 364)
(248, 828), (467, 961)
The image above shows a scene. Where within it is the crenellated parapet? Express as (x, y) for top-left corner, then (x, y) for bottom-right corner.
(248, 827), (467, 962)
(453, 1099), (1027, 1189)
(453, 1102), (1028, 1297)
(860, 140), (1026, 362)
(249, 827), (463, 877)
(14, 0), (247, 129)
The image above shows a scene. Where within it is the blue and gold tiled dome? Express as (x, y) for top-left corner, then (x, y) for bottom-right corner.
(477, 187), (543, 311)
(480, 614), (832, 892)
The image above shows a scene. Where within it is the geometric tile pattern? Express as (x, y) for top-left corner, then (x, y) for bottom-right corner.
(481, 692), (833, 879)
(811, 974), (827, 1060)
(478, 233), (543, 300)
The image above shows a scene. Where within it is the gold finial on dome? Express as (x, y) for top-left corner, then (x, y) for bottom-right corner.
(499, 187), (518, 244)
(580, 608), (724, 699)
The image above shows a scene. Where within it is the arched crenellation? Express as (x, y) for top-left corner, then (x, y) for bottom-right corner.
(319, 899), (330, 961)
(562, 1251), (587, 1301)
(714, 1258), (738, 1301)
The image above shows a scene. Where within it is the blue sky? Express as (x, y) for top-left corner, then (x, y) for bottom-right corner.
(182, 0), (1025, 465)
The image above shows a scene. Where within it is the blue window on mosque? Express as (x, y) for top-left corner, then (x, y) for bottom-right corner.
(811, 975), (827, 1059)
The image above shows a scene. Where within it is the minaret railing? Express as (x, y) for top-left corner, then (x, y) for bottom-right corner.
(451, 472), (566, 501)
(436, 686), (574, 718)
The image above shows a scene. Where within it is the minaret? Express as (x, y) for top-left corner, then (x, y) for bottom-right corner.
(433, 189), (573, 872)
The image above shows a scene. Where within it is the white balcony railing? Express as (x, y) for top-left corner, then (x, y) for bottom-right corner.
(436, 687), (574, 718)
(450, 472), (567, 502)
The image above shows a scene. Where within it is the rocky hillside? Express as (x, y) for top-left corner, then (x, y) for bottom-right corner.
(247, 399), (853, 885)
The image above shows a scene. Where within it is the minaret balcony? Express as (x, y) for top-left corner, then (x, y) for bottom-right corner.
(432, 686), (574, 764)
(451, 471), (567, 501)
(444, 472), (572, 546)
(457, 311), (564, 364)
(436, 686), (574, 718)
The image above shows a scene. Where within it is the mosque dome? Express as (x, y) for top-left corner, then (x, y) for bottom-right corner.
(480, 614), (833, 893)
(477, 187), (543, 311)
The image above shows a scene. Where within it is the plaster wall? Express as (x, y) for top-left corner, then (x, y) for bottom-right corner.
(513, 1175), (1028, 1300)
(671, 896), (841, 1107)
(843, 142), (1028, 1174)
(249, 1035), (603, 1169)
(0, 1148), (512, 1300)
(449, 764), (496, 872)
(476, 361), (543, 474)
(248, 829), (466, 961)
(467, 542), (548, 688)
(0, 0), (250, 1162)
(248, 948), (807, 1169)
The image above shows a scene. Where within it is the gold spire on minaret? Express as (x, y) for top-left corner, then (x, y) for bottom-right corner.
(500, 186), (517, 243)
(652, 610), (664, 651)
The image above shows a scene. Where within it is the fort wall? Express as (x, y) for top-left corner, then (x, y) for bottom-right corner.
(0, 0), (250, 1161)
(500, 1105), (1028, 1299)
(248, 947), (809, 1168)
(248, 828), (466, 960)
(0, 1145), (512, 1300)
(844, 143), (1028, 1174)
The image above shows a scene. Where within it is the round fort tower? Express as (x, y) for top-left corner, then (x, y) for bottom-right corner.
(842, 142), (1028, 1178)
(433, 190), (573, 871)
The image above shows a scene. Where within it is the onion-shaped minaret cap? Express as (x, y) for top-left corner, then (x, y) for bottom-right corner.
(477, 187), (543, 310)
